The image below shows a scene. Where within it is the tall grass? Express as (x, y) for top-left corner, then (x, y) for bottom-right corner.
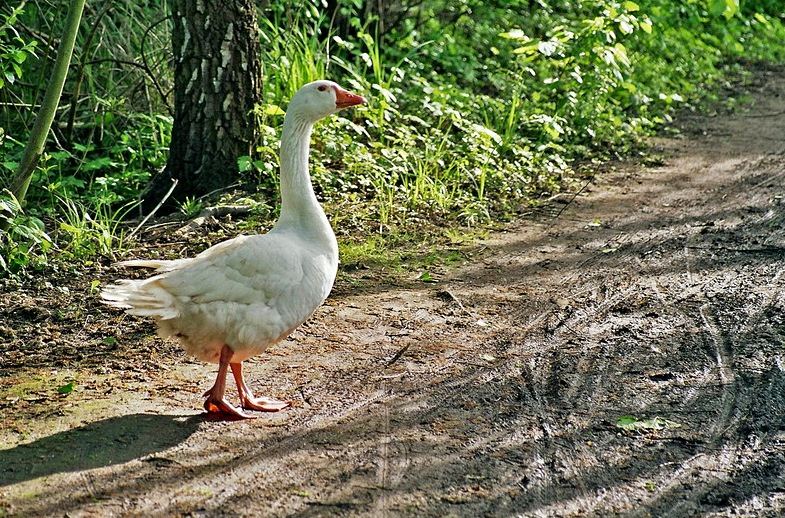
(57, 196), (136, 260)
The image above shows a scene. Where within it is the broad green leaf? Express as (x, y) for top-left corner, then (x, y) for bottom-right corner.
(500, 29), (527, 40)
(723, 0), (740, 19)
(616, 415), (681, 431)
(513, 42), (540, 55)
(237, 155), (252, 172)
(12, 50), (28, 63)
(708, 0), (738, 19)
(622, 1), (640, 11)
(57, 382), (75, 394)
(263, 104), (285, 116)
(754, 13), (771, 26)
(418, 271), (436, 283)
(708, 0), (726, 16)
(82, 157), (113, 172)
(614, 43), (631, 67)
(471, 123), (502, 145)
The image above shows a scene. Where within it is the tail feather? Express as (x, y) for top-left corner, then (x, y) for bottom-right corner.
(101, 279), (180, 320)
(115, 259), (188, 272)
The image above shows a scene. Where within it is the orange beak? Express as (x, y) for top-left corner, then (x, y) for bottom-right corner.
(334, 85), (367, 109)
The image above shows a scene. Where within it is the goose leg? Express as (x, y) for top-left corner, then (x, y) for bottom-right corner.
(203, 345), (255, 419)
(230, 361), (290, 412)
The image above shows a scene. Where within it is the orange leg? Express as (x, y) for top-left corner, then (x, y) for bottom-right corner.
(203, 345), (255, 419)
(230, 361), (290, 412)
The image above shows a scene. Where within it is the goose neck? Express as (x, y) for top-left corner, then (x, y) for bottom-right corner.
(278, 113), (319, 226)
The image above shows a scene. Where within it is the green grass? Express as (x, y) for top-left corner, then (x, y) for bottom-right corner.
(338, 225), (487, 275)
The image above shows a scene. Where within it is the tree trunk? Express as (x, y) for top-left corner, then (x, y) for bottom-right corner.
(143, 0), (261, 213)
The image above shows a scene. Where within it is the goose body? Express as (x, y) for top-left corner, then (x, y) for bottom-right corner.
(106, 228), (337, 364)
(101, 80), (366, 418)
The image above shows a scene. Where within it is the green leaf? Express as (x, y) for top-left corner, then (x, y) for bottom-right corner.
(754, 13), (771, 26)
(500, 29), (527, 40)
(60, 222), (81, 233)
(418, 271), (436, 283)
(723, 0), (740, 19)
(613, 43), (631, 67)
(616, 415), (638, 428)
(616, 415), (681, 431)
(618, 19), (634, 35)
(708, 0), (726, 16)
(708, 0), (738, 19)
(263, 104), (285, 116)
(82, 156), (113, 171)
(471, 123), (502, 145)
(12, 50), (28, 63)
(237, 155), (252, 172)
(57, 382), (75, 394)
(622, 1), (640, 11)
(513, 42), (540, 56)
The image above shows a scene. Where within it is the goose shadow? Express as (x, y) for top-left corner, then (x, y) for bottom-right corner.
(0, 413), (201, 486)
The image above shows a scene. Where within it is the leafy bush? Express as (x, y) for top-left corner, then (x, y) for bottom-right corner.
(0, 191), (51, 273)
(245, 0), (785, 229)
(0, 3), (36, 91)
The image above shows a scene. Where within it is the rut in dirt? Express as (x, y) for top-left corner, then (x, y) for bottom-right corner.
(3, 65), (785, 517)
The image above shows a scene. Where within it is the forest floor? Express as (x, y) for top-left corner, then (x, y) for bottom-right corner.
(3, 63), (785, 517)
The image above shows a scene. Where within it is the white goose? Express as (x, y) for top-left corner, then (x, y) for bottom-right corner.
(102, 80), (366, 419)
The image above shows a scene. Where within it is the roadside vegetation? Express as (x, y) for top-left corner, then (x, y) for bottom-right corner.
(1, 0), (784, 276)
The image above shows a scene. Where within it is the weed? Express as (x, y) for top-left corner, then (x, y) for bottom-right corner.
(178, 196), (203, 219)
(56, 196), (135, 260)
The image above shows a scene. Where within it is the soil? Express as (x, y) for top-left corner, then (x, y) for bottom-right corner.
(3, 64), (785, 517)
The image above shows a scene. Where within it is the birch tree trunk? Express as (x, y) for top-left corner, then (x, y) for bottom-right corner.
(144, 0), (261, 212)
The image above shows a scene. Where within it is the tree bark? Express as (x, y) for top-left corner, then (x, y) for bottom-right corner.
(143, 0), (261, 213)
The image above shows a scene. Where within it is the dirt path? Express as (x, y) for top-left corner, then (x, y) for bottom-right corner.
(3, 65), (785, 517)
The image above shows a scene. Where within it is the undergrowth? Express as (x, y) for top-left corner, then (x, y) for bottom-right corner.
(1, 0), (784, 275)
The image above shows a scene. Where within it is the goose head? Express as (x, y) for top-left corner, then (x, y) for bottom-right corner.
(288, 80), (367, 122)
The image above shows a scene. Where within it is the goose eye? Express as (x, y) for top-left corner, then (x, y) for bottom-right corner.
(317, 85), (327, 92)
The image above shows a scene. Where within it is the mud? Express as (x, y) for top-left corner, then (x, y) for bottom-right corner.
(2, 64), (785, 517)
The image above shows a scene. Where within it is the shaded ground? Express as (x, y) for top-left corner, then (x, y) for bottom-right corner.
(2, 64), (785, 516)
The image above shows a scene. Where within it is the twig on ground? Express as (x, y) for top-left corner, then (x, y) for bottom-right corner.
(436, 289), (474, 317)
(548, 175), (596, 226)
(741, 109), (785, 118)
(197, 205), (253, 219)
(385, 344), (411, 366)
